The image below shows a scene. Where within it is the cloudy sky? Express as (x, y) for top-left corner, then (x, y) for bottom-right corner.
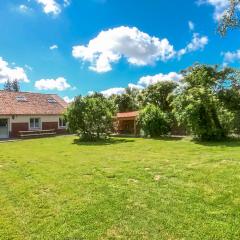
(0, 0), (239, 101)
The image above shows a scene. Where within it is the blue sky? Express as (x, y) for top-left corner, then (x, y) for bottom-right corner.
(0, 0), (239, 101)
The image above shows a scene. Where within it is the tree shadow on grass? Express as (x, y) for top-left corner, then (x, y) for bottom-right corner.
(73, 137), (135, 146)
(191, 138), (240, 148)
(151, 136), (185, 141)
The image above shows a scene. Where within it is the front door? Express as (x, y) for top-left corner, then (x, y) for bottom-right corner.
(0, 119), (9, 139)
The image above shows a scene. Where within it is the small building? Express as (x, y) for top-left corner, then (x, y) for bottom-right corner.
(116, 111), (139, 135)
(0, 91), (68, 139)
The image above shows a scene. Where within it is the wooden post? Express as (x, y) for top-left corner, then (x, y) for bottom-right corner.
(133, 118), (136, 136)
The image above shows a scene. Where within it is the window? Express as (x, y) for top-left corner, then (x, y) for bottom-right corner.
(47, 98), (57, 103)
(30, 118), (40, 129)
(16, 96), (27, 102)
(59, 117), (66, 128)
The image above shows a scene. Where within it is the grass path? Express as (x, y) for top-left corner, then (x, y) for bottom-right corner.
(0, 136), (240, 239)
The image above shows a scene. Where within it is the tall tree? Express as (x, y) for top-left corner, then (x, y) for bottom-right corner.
(219, 0), (240, 36)
(11, 80), (20, 92)
(141, 81), (178, 112)
(3, 79), (20, 92)
(3, 79), (12, 91)
(112, 87), (140, 112)
(172, 64), (235, 140)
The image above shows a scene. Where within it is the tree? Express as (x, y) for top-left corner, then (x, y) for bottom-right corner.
(138, 104), (171, 137)
(112, 87), (140, 112)
(219, 0), (240, 36)
(66, 93), (115, 141)
(217, 70), (240, 133)
(141, 81), (178, 112)
(3, 79), (20, 92)
(172, 64), (234, 140)
(3, 79), (12, 91)
(11, 80), (20, 92)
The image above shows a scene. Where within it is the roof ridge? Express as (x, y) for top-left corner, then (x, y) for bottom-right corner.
(0, 90), (58, 96)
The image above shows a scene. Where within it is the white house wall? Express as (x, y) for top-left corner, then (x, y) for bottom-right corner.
(0, 115), (62, 131)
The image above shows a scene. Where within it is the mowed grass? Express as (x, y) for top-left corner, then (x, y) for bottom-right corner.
(0, 136), (240, 239)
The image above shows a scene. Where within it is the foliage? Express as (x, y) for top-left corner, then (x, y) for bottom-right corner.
(139, 104), (171, 137)
(111, 87), (140, 112)
(3, 79), (20, 92)
(172, 64), (235, 140)
(141, 81), (178, 112)
(218, 76), (240, 133)
(3, 79), (12, 91)
(11, 80), (20, 92)
(218, 0), (240, 36)
(66, 93), (115, 141)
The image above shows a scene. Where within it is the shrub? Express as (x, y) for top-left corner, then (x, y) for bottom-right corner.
(66, 94), (115, 141)
(139, 104), (171, 137)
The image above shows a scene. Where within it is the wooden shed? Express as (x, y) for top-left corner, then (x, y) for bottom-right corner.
(115, 111), (139, 135)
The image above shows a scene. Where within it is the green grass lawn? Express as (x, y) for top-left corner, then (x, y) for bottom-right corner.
(1, 136), (240, 239)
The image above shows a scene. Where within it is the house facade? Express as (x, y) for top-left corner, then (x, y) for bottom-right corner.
(0, 91), (68, 139)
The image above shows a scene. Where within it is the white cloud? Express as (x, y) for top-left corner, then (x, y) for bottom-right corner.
(36, 0), (61, 15)
(63, 96), (74, 103)
(36, 0), (71, 15)
(97, 72), (183, 97)
(101, 87), (126, 97)
(178, 33), (208, 57)
(0, 57), (30, 84)
(128, 83), (144, 90)
(222, 49), (240, 65)
(19, 4), (30, 13)
(197, 0), (230, 21)
(35, 77), (71, 91)
(188, 21), (195, 31)
(50, 44), (58, 50)
(73, 26), (209, 73)
(72, 26), (176, 73)
(138, 72), (183, 87)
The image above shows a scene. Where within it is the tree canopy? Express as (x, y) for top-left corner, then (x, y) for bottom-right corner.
(172, 64), (237, 140)
(219, 0), (240, 36)
(66, 64), (240, 141)
(66, 93), (115, 141)
(3, 79), (20, 92)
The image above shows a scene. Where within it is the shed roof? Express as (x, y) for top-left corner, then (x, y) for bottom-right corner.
(116, 111), (139, 118)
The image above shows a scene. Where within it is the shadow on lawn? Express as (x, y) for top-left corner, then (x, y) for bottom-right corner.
(192, 138), (240, 147)
(151, 136), (184, 141)
(73, 137), (135, 146)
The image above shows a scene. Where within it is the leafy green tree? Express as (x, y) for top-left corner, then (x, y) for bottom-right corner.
(3, 79), (20, 92)
(219, 0), (240, 36)
(139, 104), (171, 137)
(11, 80), (20, 92)
(172, 64), (234, 140)
(3, 79), (12, 91)
(218, 72), (240, 133)
(66, 93), (115, 141)
(141, 81), (178, 112)
(112, 87), (140, 112)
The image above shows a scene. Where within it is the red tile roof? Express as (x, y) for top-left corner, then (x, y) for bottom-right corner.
(117, 111), (139, 118)
(0, 91), (68, 115)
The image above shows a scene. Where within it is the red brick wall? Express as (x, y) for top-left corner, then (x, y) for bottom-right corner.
(42, 122), (67, 134)
(11, 123), (29, 138)
(42, 122), (58, 130)
(10, 121), (67, 138)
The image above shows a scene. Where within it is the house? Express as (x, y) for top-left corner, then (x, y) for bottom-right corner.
(0, 91), (68, 139)
(115, 111), (139, 135)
